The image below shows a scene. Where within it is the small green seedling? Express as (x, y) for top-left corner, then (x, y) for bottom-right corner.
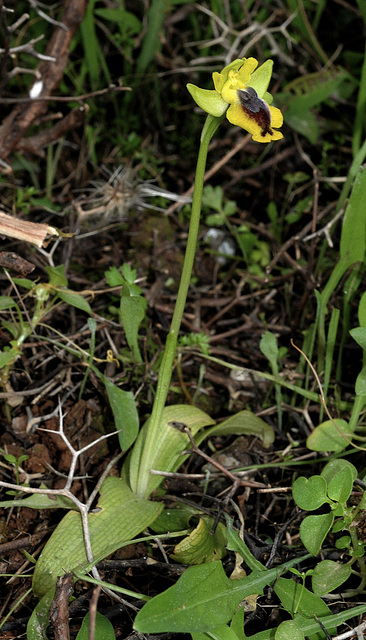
(105, 264), (148, 364)
(293, 458), (365, 596)
(0, 450), (29, 486)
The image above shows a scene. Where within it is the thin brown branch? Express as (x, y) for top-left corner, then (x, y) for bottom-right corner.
(0, 0), (87, 161)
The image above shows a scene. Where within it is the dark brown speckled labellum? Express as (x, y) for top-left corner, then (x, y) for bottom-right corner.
(238, 86), (273, 137)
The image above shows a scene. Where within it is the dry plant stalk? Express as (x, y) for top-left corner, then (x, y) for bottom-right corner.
(0, 210), (59, 247)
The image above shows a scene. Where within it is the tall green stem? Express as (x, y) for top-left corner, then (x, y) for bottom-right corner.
(134, 114), (224, 497)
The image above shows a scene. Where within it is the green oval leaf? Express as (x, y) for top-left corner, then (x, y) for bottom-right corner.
(299, 512), (334, 555)
(57, 290), (92, 314)
(306, 419), (351, 452)
(275, 619), (304, 640)
(75, 612), (115, 640)
(312, 560), (351, 596)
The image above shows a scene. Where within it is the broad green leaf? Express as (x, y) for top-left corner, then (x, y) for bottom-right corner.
(340, 167), (366, 265)
(274, 577), (332, 620)
(299, 512), (334, 556)
(126, 405), (215, 497)
(32, 478), (162, 597)
(57, 290), (92, 314)
(275, 620), (304, 640)
(306, 419), (351, 452)
(134, 556), (311, 633)
(103, 378), (139, 451)
(26, 587), (55, 640)
(170, 517), (227, 564)
(292, 476), (329, 510)
(75, 612), (115, 640)
(196, 410), (274, 449)
(311, 560), (351, 596)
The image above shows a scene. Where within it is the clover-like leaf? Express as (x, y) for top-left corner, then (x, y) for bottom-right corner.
(292, 475), (330, 511)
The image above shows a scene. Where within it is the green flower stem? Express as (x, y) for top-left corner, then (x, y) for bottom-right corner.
(135, 114), (224, 498)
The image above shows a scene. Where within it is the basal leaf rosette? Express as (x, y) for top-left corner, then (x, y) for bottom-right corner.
(187, 58), (283, 143)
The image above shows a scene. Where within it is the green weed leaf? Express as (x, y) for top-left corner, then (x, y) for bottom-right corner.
(247, 606), (366, 640)
(321, 459), (357, 503)
(75, 612), (116, 640)
(0, 296), (18, 310)
(355, 364), (366, 395)
(274, 577), (332, 619)
(104, 378), (139, 451)
(259, 331), (278, 363)
(119, 288), (146, 363)
(134, 556), (311, 633)
(45, 265), (68, 287)
(0, 348), (19, 369)
(275, 619), (304, 640)
(299, 512), (334, 555)
(306, 419), (351, 452)
(57, 290), (92, 314)
(197, 410), (275, 449)
(192, 624), (241, 640)
(26, 587), (55, 640)
(292, 476), (329, 510)
(311, 560), (351, 595)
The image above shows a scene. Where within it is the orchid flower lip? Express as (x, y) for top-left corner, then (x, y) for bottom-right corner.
(238, 87), (273, 138)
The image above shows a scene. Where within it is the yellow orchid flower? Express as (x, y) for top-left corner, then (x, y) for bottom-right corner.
(187, 58), (283, 143)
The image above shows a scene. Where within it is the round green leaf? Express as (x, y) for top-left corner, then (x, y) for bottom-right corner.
(292, 476), (329, 510)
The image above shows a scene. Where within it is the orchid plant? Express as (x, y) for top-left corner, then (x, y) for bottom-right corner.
(128, 57), (283, 498)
